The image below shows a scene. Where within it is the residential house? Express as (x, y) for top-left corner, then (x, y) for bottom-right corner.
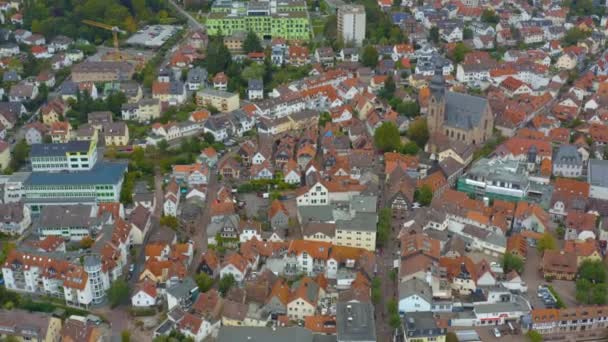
(541, 250), (577, 280)
(131, 279), (158, 307)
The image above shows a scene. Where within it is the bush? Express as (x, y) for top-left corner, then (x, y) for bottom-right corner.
(129, 307), (157, 317)
(547, 285), (566, 308)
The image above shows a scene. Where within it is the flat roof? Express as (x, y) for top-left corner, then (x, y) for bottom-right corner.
(25, 162), (127, 186)
(30, 141), (92, 157)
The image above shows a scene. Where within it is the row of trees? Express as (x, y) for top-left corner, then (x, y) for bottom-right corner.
(23, 0), (169, 41)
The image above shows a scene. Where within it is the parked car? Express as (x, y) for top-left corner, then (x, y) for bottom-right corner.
(493, 328), (501, 338)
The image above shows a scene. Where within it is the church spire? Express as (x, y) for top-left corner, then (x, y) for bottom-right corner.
(429, 66), (445, 100)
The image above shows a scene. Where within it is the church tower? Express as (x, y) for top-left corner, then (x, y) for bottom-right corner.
(427, 69), (446, 136)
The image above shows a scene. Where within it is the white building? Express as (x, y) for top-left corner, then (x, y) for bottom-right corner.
(337, 4), (366, 47)
(131, 280), (157, 307)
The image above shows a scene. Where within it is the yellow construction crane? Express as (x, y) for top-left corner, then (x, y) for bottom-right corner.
(82, 19), (127, 60)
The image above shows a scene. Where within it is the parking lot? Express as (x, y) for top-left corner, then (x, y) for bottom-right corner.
(520, 246), (578, 309)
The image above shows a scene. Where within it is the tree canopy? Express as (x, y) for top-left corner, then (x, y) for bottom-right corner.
(23, 0), (168, 41)
(408, 118), (429, 148)
(537, 232), (557, 253)
(362, 45), (379, 68)
(108, 279), (130, 308)
(414, 184), (433, 206)
(219, 274), (236, 296)
(502, 252), (524, 274)
(481, 9), (500, 24)
(374, 122), (401, 152)
(243, 31), (263, 53)
(195, 272), (214, 292)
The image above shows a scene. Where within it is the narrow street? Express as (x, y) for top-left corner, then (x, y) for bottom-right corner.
(188, 166), (216, 274)
(375, 164), (399, 342)
(168, 0), (206, 31)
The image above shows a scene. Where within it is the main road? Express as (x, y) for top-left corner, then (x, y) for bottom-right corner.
(168, 0), (206, 31)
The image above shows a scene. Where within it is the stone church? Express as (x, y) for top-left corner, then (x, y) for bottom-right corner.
(427, 71), (493, 147)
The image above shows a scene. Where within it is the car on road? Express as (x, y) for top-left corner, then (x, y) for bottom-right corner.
(493, 328), (501, 338)
(129, 264), (135, 273)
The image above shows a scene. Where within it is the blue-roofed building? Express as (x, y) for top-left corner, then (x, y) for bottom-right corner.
(24, 161), (128, 213)
(391, 12), (409, 25)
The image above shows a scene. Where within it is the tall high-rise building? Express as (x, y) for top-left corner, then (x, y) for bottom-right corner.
(337, 4), (366, 47)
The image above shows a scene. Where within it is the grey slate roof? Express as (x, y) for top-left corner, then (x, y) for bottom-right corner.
(399, 278), (432, 304)
(217, 326), (315, 342)
(336, 302), (376, 342)
(350, 195), (377, 213)
(167, 277), (198, 299)
(187, 67), (208, 84)
(335, 212), (378, 232)
(403, 311), (446, 338)
(589, 159), (608, 188)
(553, 144), (582, 166)
(248, 79), (263, 91)
(298, 205), (333, 223)
(444, 91), (489, 130)
(36, 204), (94, 228)
(30, 141), (91, 157)
(25, 161), (127, 186)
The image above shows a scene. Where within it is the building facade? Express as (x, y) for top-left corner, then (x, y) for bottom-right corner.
(337, 4), (366, 47)
(206, 0), (310, 40)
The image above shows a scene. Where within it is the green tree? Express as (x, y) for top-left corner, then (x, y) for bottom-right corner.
(106, 91), (128, 117)
(371, 277), (381, 304)
(407, 118), (429, 148)
(243, 31), (263, 53)
(379, 76), (396, 100)
(562, 27), (591, 46)
(195, 272), (214, 292)
(318, 112), (331, 127)
(108, 279), (130, 308)
(10, 139), (30, 172)
(463, 27), (473, 40)
(578, 260), (607, 284)
(537, 232), (556, 253)
(374, 122), (401, 152)
(160, 215), (179, 229)
(414, 184), (433, 206)
(362, 45), (379, 68)
(242, 63), (265, 81)
(219, 274), (236, 296)
(481, 9), (499, 24)
(526, 330), (543, 342)
(205, 39), (232, 75)
(121, 331), (131, 342)
(453, 42), (470, 63)
(397, 101), (420, 117)
(376, 208), (391, 246)
(401, 141), (419, 155)
(429, 26), (439, 44)
(502, 252), (524, 274)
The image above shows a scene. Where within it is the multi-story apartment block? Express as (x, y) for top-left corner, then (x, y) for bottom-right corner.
(121, 99), (161, 123)
(30, 140), (98, 172)
(337, 4), (366, 47)
(206, 0), (310, 41)
(531, 305), (608, 336)
(196, 89), (240, 113)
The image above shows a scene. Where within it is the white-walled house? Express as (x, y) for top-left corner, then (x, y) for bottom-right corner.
(219, 253), (250, 282)
(398, 278), (433, 314)
(131, 280), (157, 307)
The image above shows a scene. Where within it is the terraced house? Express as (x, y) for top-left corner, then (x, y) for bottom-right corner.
(206, 0), (311, 41)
